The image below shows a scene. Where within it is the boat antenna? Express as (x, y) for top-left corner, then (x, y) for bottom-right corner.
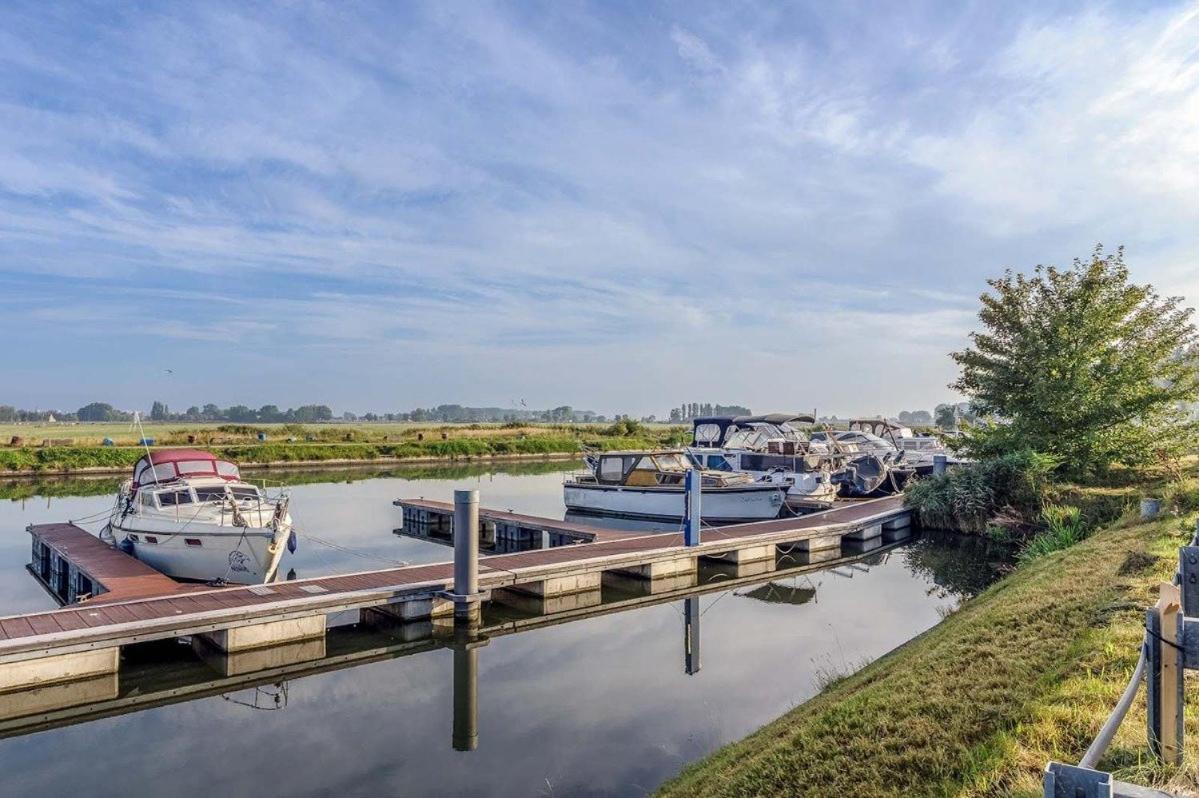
(133, 411), (160, 486)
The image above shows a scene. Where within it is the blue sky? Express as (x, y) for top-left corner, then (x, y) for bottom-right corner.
(2, 1), (1197, 417)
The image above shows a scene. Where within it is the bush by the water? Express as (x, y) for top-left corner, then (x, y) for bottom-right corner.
(904, 450), (1057, 534)
(1017, 504), (1089, 564)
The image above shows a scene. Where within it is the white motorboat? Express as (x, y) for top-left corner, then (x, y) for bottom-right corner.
(565, 450), (787, 522)
(686, 414), (839, 510)
(103, 449), (294, 583)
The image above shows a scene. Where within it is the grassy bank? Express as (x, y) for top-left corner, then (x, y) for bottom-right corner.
(657, 511), (1199, 797)
(0, 422), (682, 473)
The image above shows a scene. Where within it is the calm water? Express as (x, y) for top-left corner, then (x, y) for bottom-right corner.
(0, 463), (1008, 797)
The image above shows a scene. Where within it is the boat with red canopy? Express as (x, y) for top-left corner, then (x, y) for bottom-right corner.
(103, 449), (294, 583)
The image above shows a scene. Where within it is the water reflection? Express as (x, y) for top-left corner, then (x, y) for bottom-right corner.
(0, 465), (1012, 797)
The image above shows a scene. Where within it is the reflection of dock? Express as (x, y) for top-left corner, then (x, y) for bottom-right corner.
(0, 539), (903, 741)
(4, 495), (910, 717)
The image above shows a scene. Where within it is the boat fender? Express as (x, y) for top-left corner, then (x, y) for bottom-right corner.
(117, 538), (135, 555)
(288, 528), (298, 554)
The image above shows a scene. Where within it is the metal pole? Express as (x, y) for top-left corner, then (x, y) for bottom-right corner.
(453, 489), (479, 622)
(684, 596), (700, 675)
(685, 469), (701, 547)
(452, 642), (479, 751)
(932, 454), (947, 476)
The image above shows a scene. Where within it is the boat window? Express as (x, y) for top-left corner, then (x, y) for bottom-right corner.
(635, 456), (656, 470)
(176, 460), (216, 475)
(158, 490), (193, 506)
(141, 463), (177, 483)
(140, 491), (157, 507)
(230, 487), (260, 500)
(693, 423), (723, 445)
(706, 454), (731, 471)
(598, 457), (624, 482)
(194, 486), (229, 501)
(216, 461), (240, 478)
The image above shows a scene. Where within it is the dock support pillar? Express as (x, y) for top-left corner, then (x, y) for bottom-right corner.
(1148, 582), (1184, 764)
(933, 454), (947, 476)
(451, 489), (483, 626)
(685, 469), (701, 547)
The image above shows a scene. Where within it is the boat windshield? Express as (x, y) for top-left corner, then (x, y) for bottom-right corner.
(651, 453), (691, 471)
(194, 486), (229, 502)
(724, 423), (806, 451)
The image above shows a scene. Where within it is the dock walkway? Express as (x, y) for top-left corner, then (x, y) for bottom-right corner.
(1, 495), (910, 693)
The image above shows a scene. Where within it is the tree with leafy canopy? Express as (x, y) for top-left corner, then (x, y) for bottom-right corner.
(951, 245), (1199, 476)
(934, 405), (958, 430)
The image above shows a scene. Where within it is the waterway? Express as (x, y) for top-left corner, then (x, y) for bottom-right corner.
(0, 462), (1010, 797)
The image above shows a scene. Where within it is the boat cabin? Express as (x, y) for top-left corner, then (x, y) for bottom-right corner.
(590, 450), (752, 488)
(132, 449), (242, 492)
(691, 414), (817, 451)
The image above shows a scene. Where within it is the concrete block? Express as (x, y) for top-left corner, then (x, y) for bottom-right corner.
(703, 544), (775, 565)
(0, 672), (118, 721)
(842, 523), (882, 542)
(0, 647), (118, 692)
(702, 558), (777, 580)
(882, 513), (912, 531)
(510, 571), (601, 597)
(610, 556), (696, 580)
(843, 536), (883, 554)
(783, 534), (841, 552)
(366, 596), (454, 623)
(199, 614), (325, 653)
(603, 570), (697, 596)
(194, 636), (326, 677)
(492, 587), (602, 615)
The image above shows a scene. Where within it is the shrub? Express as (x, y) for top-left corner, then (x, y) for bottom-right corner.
(905, 450), (1057, 534)
(1017, 504), (1088, 564)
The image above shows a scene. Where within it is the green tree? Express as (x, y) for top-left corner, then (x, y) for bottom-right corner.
(951, 245), (1199, 475)
(934, 405), (957, 430)
(77, 402), (119, 422)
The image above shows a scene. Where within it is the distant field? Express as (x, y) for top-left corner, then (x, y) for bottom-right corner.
(0, 420), (686, 473)
(0, 420), (655, 447)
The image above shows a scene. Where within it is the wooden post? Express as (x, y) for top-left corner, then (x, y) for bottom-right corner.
(1151, 582), (1184, 765)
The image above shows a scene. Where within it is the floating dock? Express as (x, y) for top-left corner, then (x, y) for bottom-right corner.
(2, 495), (910, 701)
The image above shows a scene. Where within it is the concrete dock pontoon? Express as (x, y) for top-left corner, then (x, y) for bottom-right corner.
(3, 495), (911, 701)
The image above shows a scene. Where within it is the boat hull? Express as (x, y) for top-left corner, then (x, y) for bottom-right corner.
(563, 482), (785, 522)
(110, 521), (288, 584)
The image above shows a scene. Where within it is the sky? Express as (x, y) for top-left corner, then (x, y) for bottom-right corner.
(2, 1), (1198, 418)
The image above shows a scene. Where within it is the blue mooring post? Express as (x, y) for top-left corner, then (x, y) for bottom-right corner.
(684, 469), (701, 547)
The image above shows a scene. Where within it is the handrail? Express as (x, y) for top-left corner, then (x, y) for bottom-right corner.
(1078, 636), (1148, 769)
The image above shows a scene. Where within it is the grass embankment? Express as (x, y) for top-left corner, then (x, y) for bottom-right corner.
(0, 422), (682, 473)
(658, 512), (1199, 797)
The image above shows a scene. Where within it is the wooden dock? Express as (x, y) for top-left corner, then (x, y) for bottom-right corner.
(0, 540), (903, 739)
(1, 495), (911, 699)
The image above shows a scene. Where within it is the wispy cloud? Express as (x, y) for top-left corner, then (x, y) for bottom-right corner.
(1, 1), (1196, 414)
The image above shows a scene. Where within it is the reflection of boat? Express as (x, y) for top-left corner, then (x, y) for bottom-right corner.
(687, 414), (838, 510)
(103, 449), (293, 583)
(739, 581), (817, 605)
(565, 450), (786, 522)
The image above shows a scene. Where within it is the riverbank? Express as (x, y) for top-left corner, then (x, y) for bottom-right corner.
(0, 423), (678, 475)
(656, 512), (1199, 797)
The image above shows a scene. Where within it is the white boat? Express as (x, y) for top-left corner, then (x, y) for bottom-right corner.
(565, 450), (787, 522)
(103, 449), (294, 583)
(686, 414), (839, 510)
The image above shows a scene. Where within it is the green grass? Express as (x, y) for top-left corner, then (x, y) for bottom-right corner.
(0, 424), (681, 473)
(656, 513), (1199, 797)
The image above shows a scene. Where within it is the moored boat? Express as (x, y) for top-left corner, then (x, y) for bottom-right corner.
(686, 414), (839, 510)
(103, 449), (294, 583)
(565, 450), (787, 522)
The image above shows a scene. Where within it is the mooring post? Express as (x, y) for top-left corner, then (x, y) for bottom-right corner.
(683, 596), (700, 675)
(453, 489), (481, 624)
(932, 454), (947, 476)
(1147, 582), (1184, 764)
(684, 469), (701, 547)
